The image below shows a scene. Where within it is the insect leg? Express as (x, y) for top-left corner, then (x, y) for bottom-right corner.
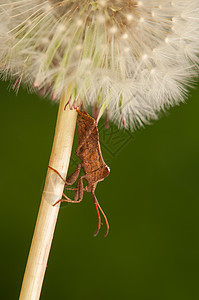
(52, 190), (82, 206)
(48, 164), (81, 186)
(91, 191), (109, 237)
(73, 175), (85, 201)
(52, 194), (80, 206)
(64, 187), (78, 191)
(65, 163), (81, 185)
(52, 176), (85, 206)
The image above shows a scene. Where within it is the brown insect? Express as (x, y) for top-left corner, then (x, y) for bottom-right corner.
(49, 109), (110, 237)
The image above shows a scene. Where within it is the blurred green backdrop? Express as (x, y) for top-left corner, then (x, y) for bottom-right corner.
(0, 80), (199, 300)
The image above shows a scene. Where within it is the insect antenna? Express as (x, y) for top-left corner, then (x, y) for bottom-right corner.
(93, 200), (101, 237)
(92, 191), (109, 237)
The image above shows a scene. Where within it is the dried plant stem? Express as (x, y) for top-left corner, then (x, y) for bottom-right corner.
(19, 94), (77, 300)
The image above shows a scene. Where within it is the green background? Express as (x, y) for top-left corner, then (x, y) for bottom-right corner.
(0, 80), (199, 300)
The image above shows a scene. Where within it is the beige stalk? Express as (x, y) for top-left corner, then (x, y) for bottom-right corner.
(19, 92), (77, 300)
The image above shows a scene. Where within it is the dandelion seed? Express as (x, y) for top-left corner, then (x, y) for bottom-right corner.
(0, 0), (199, 128)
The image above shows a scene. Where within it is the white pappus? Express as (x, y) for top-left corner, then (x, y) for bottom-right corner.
(0, 0), (199, 128)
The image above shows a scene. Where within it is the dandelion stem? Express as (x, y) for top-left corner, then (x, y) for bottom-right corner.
(19, 93), (77, 300)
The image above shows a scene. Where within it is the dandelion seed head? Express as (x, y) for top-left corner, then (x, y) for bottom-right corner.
(0, 0), (199, 129)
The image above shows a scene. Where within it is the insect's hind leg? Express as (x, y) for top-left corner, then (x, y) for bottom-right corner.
(48, 164), (81, 186)
(65, 164), (81, 185)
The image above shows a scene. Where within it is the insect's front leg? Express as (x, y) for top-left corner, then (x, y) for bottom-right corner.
(49, 164), (82, 206)
(73, 175), (85, 201)
(53, 175), (85, 206)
